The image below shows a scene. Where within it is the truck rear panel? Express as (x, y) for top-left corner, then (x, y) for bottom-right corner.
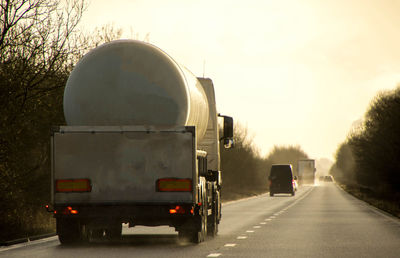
(52, 126), (196, 206)
(298, 159), (316, 185)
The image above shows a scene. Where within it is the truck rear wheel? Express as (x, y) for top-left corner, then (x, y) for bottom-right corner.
(190, 212), (207, 243)
(178, 228), (200, 243)
(178, 229), (201, 243)
(207, 211), (218, 237)
(178, 204), (207, 243)
(207, 188), (219, 237)
(105, 223), (122, 241)
(57, 218), (82, 245)
(89, 229), (104, 240)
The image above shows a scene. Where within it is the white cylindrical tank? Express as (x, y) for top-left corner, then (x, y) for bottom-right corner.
(64, 40), (209, 140)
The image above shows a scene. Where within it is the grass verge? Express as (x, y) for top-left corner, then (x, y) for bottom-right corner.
(338, 183), (400, 219)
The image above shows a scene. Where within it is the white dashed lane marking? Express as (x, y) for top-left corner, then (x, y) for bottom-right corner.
(224, 243), (237, 247)
(207, 188), (315, 258)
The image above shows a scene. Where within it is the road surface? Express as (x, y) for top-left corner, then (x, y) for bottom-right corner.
(1, 183), (399, 257)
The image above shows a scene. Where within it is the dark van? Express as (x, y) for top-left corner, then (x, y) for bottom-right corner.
(269, 164), (296, 196)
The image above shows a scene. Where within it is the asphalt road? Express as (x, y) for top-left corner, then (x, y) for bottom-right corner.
(1, 183), (399, 257)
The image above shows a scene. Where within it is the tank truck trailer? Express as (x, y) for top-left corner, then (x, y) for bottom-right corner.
(46, 40), (234, 244)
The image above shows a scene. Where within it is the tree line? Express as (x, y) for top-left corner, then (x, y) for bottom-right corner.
(220, 124), (308, 201)
(0, 0), (124, 242)
(330, 86), (400, 215)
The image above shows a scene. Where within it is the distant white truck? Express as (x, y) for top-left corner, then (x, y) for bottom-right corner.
(49, 40), (233, 244)
(298, 159), (316, 185)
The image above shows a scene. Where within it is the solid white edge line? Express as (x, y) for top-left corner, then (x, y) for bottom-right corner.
(0, 236), (59, 252)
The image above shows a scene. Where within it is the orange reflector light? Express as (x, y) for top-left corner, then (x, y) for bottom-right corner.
(61, 206), (79, 215)
(56, 179), (91, 192)
(157, 178), (192, 192)
(169, 205), (186, 214)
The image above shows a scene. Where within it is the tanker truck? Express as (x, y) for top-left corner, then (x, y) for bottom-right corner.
(48, 40), (234, 244)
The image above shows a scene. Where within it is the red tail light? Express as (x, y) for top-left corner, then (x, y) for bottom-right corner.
(61, 206), (79, 215)
(169, 205), (187, 214)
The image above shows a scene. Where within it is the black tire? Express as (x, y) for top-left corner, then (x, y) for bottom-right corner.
(217, 190), (222, 222)
(183, 191), (208, 243)
(207, 209), (218, 237)
(57, 218), (81, 245)
(191, 230), (203, 244)
(178, 230), (190, 241)
(291, 190), (295, 196)
(178, 183), (208, 243)
(208, 188), (219, 237)
(105, 223), (122, 241)
(192, 202), (207, 243)
(89, 229), (104, 240)
(178, 218), (205, 244)
(270, 191), (274, 197)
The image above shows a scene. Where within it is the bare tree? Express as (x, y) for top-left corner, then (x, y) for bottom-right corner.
(0, 0), (86, 112)
(220, 123), (270, 200)
(0, 0), (87, 242)
(86, 23), (123, 47)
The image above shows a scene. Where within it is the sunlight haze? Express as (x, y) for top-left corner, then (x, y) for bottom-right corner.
(79, 0), (400, 159)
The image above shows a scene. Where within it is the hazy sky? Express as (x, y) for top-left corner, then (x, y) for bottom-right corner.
(79, 0), (400, 159)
